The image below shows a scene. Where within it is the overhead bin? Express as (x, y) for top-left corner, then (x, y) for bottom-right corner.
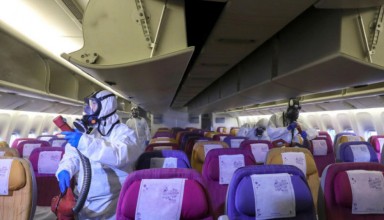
(61, 0), (194, 114)
(188, 6), (384, 114)
(274, 7), (384, 93)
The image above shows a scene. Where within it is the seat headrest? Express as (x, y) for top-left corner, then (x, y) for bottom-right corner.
(121, 179), (210, 219)
(234, 173), (312, 216)
(1, 159), (26, 191)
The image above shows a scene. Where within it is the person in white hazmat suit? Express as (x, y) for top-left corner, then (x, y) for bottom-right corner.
(126, 106), (151, 152)
(246, 118), (271, 141)
(267, 98), (318, 147)
(56, 90), (141, 220)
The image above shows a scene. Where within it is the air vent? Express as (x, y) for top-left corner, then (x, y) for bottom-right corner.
(55, 0), (84, 26)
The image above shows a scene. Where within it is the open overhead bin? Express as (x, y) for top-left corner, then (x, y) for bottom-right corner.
(61, 0), (194, 114)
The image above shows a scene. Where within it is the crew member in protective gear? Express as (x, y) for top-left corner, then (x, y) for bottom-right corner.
(56, 90), (141, 220)
(267, 98), (318, 146)
(245, 118), (271, 141)
(125, 106), (151, 152)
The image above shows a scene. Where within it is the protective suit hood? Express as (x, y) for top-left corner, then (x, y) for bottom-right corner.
(95, 90), (119, 135)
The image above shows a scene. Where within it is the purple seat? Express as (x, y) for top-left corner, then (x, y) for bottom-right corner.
(339, 141), (378, 162)
(152, 131), (174, 138)
(212, 134), (232, 141)
(223, 136), (248, 148)
(309, 137), (335, 177)
(135, 150), (191, 170)
(226, 165), (316, 220)
(36, 135), (56, 142)
(368, 135), (384, 162)
(48, 137), (68, 148)
(13, 139), (51, 158)
(202, 148), (256, 218)
(29, 147), (64, 206)
(239, 140), (274, 164)
(145, 142), (179, 152)
(333, 132), (356, 150)
(116, 168), (214, 220)
(321, 162), (384, 220)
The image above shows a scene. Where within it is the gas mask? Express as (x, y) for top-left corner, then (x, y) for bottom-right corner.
(131, 107), (139, 118)
(255, 127), (265, 137)
(74, 91), (116, 133)
(285, 98), (301, 125)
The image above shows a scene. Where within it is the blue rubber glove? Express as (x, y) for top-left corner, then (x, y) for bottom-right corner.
(61, 129), (83, 148)
(145, 140), (149, 146)
(287, 122), (297, 131)
(58, 170), (70, 193)
(301, 131), (308, 139)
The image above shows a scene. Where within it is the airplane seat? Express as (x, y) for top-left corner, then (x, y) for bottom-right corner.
(368, 135), (384, 162)
(309, 137), (336, 177)
(145, 142), (179, 152)
(225, 165), (316, 220)
(205, 131), (220, 139)
(0, 141), (9, 148)
(0, 157), (37, 220)
(152, 131), (174, 138)
(48, 137), (68, 148)
(185, 137), (211, 162)
(191, 141), (229, 173)
(335, 136), (366, 161)
(29, 147), (64, 220)
(338, 141), (378, 163)
(36, 135), (56, 142)
(265, 147), (320, 211)
(116, 168), (214, 220)
(149, 137), (177, 144)
(180, 133), (203, 152)
(239, 140), (273, 164)
(0, 147), (20, 157)
(13, 139), (51, 159)
(317, 131), (333, 145)
(136, 150), (191, 170)
(223, 136), (248, 148)
(334, 132), (358, 153)
(11, 138), (35, 148)
(321, 162), (384, 220)
(216, 126), (227, 134)
(202, 148), (256, 219)
(212, 134), (231, 141)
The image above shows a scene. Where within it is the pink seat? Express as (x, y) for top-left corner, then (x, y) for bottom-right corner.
(29, 147), (64, 206)
(321, 162), (384, 220)
(239, 140), (274, 164)
(212, 134), (231, 141)
(116, 168), (214, 220)
(368, 135), (384, 162)
(12, 139), (51, 158)
(309, 137), (335, 177)
(202, 148), (256, 218)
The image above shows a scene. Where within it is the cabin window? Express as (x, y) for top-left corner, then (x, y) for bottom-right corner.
(41, 130), (49, 135)
(327, 128), (336, 142)
(343, 128), (354, 133)
(9, 132), (20, 147)
(365, 130), (378, 141)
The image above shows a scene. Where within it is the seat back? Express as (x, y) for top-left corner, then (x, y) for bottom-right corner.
(145, 142), (179, 152)
(239, 140), (273, 164)
(0, 157), (37, 220)
(36, 135), (56, 142)
(29, 147), (64, 206)
(191, 141), (229, 173)
(136, 150), (191, 170)
(335, 135), (365, 161)
(212, 134), (231, 141)
(321, 162), (384, 220)
(223, 136), (248, 148)
(0, 141), (9, 148)
(333, 132), (356, 149)
(185, 136), (211, 161)
(229, 127), (239, 136)
(0, 147), (20, 157)
(368, 135), (384, 162)
(216, 127), (227, 133)
(13, 139), (51, 159)
(49, 137), (68, 148)
(116, 168), (214, 220)
(202, 148), (256, 218)
(265, 147), (319, 210)
(226, 165), (316, 220)
(309, 137), (335, 177)
(338, 141), (378, 162)
(11, 138), (35, 148)
(317, 131), (333, 145)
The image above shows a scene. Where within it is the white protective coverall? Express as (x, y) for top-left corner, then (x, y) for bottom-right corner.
(126, 116), (151, 152)
(56, 90), (141, 220)
(246, 118), (271, 141)
(267, 112), (318, 143)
